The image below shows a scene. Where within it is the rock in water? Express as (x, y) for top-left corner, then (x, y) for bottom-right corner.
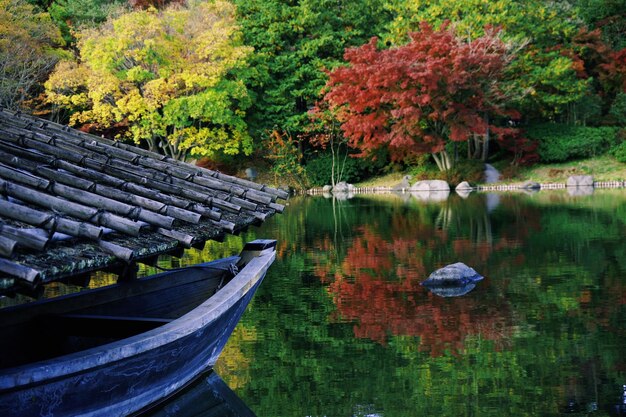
(421, 262), (484, 287)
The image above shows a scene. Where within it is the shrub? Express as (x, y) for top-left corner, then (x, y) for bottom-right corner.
(444, 160), (486, 185)
(611, 141), (626, 163)
(305, 153), (385, 186)
(609, 93), (626, 126)
(526, 123), (620, 162)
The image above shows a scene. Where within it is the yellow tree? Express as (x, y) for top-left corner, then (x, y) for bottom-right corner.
(46, 0), (253, 161)
(0, 0), (64, 110)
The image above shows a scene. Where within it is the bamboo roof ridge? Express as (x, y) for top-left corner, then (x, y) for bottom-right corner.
(0, 108), (288, 294)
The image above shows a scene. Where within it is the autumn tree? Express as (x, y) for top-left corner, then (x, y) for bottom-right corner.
(45, 0), (254, 161)
(575, 0), (626, 49)
(128, 0), (185, 10)
(320, 22), (518, 171)
(0, 0), (64, 110)
(384, 0), (589, 120)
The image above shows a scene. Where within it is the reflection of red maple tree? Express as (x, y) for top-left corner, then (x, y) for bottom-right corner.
(318, 227), (513, 357)
(309, 196), (555, 356)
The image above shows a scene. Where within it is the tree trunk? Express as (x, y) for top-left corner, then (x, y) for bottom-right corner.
(473, 136), (481, 159)
(330, 135), (336, 188)
(432, 150), (453, 171)
(482, 113), (490, 162)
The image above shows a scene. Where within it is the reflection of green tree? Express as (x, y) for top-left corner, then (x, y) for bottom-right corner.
(215, 193), (625, 416)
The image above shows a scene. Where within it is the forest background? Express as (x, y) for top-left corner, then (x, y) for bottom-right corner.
(1, 0), (625, 190)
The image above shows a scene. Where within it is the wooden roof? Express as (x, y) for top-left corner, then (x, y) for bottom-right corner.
(0, 109), (288, 294)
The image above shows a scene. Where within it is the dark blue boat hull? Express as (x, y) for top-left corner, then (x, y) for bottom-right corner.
(0, 239), (277, 417)
(145, 372), (257, 417)
(0, 279), (261, 417)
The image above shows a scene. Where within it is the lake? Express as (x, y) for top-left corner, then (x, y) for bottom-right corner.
(151, 189), (626, 416)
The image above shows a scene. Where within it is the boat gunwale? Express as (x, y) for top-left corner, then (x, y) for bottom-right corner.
(0, 248), (276, 390)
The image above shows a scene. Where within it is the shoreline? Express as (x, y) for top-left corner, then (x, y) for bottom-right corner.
(303, 180), (626, 195)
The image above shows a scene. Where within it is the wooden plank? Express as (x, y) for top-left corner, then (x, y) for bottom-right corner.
(53, 160), (218, 221)
(0, 255), (238, 326)
(0, 179), (143, 236)
(0, 235), (17, 257)
(0, 197), (103, 240)
(0, 258), (40, 285)
(1, 109), (289, 200)
(40, 314), (173, 338)
(0, 224), (49, 251)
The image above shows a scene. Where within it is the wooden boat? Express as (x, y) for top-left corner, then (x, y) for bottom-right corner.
(0, 239), (277, 417)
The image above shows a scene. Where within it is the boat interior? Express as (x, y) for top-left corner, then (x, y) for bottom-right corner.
(0, 257), (239, 370)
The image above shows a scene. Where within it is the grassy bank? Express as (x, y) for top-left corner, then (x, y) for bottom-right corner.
(354, 156), (626, 189)
(247, 156), (626, 191)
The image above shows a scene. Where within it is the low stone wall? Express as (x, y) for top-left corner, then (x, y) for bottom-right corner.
(305, 181), (625, 195)
(475, 180), (625, 191)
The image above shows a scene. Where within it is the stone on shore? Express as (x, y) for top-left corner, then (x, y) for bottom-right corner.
(566, 175), (594, 187)
(410, 180), (450, 192)
(332, 181), (354, 193)
(455, 181), (473, 198)
(392, 175), (412, 192)
(520, 181), (540, 190)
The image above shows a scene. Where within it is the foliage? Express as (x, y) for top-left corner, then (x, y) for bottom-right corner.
(383, 0), (589, 119)
(231, 0), (393, 138)
(265, 130), (307, 188)
(600, 48), (626, 99)
(567, 27), (626, 124)
(0, 0), (65, 110)
(128, 0), (185, 9)
(45, 0), (254, 161)
(305, 152), (380, 187)
(321, 22), (519, 171)
(48, 0), (127, 45)
(526, 123), (619, 162)
(609, 93), (626, 126)
(575, 0), (626, 49)
(492, 126), (540, 165)
(443, 159), (489, 185)
(306, 101), (365, 187)
(611, 141), (626, 163)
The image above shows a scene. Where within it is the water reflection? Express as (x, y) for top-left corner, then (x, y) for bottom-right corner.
(410, 189), (450, 201)
(568, 185), (595, 196)
(194, 190), (626, 416)
(614, 385), (626, 415)
(142, 372), (256, 417)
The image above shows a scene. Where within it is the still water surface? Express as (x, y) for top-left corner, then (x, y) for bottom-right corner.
(157, 190), (626, 416)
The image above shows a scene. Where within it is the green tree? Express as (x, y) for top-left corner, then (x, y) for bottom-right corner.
(48, 0), (127, 45)
(575, 0), (626, 49)
(0, 0), (64, 110)
(232, 0), (392, 137)
(45, 0), (254, 161)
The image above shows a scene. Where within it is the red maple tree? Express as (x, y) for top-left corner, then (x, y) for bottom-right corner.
(320, 22), (522, 170)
